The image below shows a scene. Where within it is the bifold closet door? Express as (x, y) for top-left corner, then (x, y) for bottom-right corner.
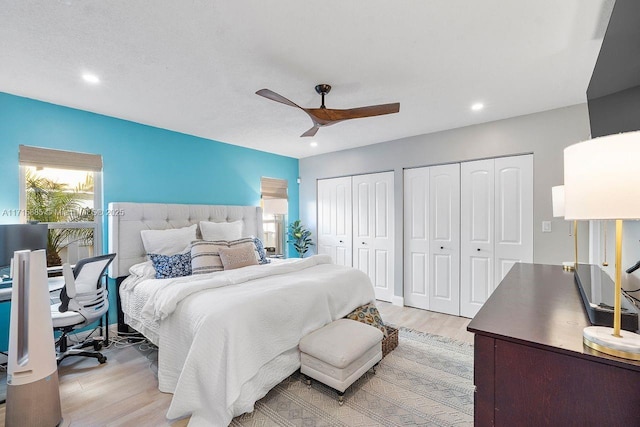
(494, 155), (533, 283)
(403, 168), (430, 310)
(460, 154), (533, 318)
(428, 164), (461, 316)
(460, 159), (495, 318)
(317, 176), (352, 266)
(353, 172), (395, 302)
(403, 164), (460, 314)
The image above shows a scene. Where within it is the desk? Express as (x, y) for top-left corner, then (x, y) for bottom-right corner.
(467, 263), (640, 426)
(0, 276), (66, 302)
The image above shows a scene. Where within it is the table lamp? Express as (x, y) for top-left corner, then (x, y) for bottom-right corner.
(552, 185), (577, 271)
(552, 185), (565, 218)
(564, 130), (640, 360)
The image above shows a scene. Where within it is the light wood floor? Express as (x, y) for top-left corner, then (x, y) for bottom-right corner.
(0, 303), (474, 426)
(377, 302), (474, 345)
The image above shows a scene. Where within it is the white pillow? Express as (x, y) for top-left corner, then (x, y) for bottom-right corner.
(140, 224), (197, 256)
(199, 220), (243, 241)
(128, 260), (156, 280)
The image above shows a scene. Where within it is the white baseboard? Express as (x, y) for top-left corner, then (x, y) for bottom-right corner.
(392, 296), (404, 307)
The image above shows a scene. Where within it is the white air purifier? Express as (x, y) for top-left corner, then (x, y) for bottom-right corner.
(5, 249), (62, 427)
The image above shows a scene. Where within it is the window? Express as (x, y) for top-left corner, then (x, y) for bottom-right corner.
(260, 177), (288, 257)
(18, 145), (103, 267)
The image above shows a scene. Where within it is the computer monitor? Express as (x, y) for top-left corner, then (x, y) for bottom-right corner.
(0, 223), (48, 279)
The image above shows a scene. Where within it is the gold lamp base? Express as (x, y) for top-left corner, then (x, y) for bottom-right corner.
(583, 326), (640, 361)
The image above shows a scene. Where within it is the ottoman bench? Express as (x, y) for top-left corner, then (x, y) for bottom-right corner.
(299, 318), (384, 405)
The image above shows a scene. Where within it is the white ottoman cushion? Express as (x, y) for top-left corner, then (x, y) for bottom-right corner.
(299, 318), (383, 393)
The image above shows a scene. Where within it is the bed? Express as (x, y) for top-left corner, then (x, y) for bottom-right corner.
(107, 202), (376, 426)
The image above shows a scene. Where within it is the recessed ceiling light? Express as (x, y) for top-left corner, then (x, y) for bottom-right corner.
(82, 73), (100, 84)
(310, 141), (318, 147)
(471, 103), (484, 111)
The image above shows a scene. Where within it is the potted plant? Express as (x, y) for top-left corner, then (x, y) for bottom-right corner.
(287, 220), (314, 257)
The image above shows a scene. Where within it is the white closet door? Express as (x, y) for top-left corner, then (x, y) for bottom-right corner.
(494, 155), (533, 284)
(428, 164), (460, 315)
(460, 159), (495, 318)
(317, 177), (352, 266)
(403, 167), (430, 310)
(353, 172), (395, 302)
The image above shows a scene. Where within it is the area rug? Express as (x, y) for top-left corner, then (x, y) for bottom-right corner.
(231, 327), (474, 427)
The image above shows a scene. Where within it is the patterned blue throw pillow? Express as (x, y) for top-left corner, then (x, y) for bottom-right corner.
(149, 252), (192, 279)
(253, 237), (271, 265)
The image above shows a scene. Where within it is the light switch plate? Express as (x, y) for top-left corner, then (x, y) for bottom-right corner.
(542, 221), (552, 233)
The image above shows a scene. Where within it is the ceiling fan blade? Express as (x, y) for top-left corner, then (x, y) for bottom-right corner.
(256, 89), (301, 109)
(306, 102), (400, 124)
(259, 84), (399, 137)
(300, 126), (319, 137)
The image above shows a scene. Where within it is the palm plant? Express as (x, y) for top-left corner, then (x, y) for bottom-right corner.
(287, 220), (314, 257)
(26, 169), (95, 266)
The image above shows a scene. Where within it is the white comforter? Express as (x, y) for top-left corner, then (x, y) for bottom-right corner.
(120, 255), (375, 426)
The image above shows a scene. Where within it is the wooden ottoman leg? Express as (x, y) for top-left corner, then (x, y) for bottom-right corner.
(338, 391), (344, 406)
(303, 375), (312, 388)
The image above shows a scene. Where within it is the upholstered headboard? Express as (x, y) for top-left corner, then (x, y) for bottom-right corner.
(107, 202), (263, 278)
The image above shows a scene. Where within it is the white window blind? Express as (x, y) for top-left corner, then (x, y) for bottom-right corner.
(261, 177), (288, 199)
(19, 145), (103, 171)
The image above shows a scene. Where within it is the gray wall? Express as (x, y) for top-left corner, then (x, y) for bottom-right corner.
(299, 103), (592, 298)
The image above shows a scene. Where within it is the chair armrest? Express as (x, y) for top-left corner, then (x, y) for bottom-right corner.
(62, 263), (76, 298)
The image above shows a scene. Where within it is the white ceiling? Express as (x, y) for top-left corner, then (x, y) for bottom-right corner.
(0, 1), (614, 159)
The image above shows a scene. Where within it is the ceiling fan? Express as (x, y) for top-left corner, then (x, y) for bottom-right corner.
(256, 84), (400, 137)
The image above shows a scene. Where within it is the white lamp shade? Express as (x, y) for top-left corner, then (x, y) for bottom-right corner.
(564, 131), (640, 220)
(552, 185), (565, 218)
(263, 198), (288, 215)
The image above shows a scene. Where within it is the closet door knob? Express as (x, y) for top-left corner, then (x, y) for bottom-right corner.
(477, 248), (481, 252)
(339, 240), (343, 243)
(440, 246), (444, 250)
(362, 242), (367, 245)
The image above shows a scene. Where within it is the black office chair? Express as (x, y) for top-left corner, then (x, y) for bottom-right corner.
(50, 253), (116, 365)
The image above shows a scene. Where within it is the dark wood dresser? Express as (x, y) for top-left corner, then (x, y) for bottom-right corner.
(467, 263), (640, 426)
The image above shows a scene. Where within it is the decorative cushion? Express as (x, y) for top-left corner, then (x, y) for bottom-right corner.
(252, 236), (271, 265)
(190, 240), (225, 275)
(345, 302), (388, 337)
(199, 220), (243, 241)
(191, 237), (262, 275)
(141, 224), (197, 256)
(218, 243), (259, 270)
(149, 252), (192, 279)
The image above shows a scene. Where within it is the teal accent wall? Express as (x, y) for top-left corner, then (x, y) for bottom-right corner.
(0, 91), (299, 351)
